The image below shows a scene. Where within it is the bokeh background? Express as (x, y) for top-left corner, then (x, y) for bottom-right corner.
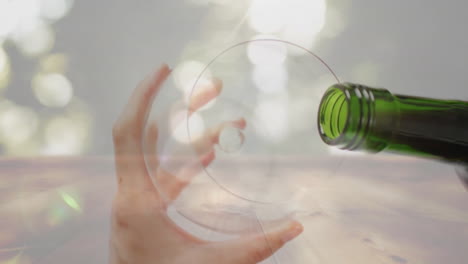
(1, 0), (468, 263)
(1, 0), (467, 156)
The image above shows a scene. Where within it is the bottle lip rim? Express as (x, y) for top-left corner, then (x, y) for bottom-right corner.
(317, 83), (352, 147)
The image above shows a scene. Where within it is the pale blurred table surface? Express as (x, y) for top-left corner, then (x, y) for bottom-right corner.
(1, 155), (467, 264)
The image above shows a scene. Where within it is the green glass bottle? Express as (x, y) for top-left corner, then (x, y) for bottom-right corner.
(317, 83), (468, 165)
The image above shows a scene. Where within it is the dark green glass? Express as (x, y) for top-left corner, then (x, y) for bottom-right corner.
(317, 83), (468, 164)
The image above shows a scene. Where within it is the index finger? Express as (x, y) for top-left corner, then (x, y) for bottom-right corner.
(113, 64), (171, 191)
(188, 78), (222, 115)
(116, 64), (171, 141)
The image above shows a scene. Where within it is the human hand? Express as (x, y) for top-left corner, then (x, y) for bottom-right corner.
(109, 64), (304, 264)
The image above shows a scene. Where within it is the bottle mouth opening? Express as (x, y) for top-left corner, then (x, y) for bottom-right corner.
(318, 86), (349, 145)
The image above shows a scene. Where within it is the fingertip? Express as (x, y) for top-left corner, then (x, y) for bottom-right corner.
(188, 79), (222, 113)
(230, 118), (246, 129)
(161, 63), (172, 73)
(152, 64), (172, 82)
(212, 78), (223, 91)
(144, 64), (172, 96)
(280, 221), (304, 243)
(208, 78), (222, 97)
(237, 117), (247, 129)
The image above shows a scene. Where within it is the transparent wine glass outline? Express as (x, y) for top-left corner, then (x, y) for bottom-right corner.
(186, 38), (341, 205)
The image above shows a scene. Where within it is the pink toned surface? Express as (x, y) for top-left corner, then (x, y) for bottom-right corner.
(1, 155), (467, 264)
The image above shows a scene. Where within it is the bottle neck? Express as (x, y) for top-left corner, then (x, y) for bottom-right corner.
(318, 83), (468, 163)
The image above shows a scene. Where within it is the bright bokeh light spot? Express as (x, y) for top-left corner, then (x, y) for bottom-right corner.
(248, 0), (285, 34)
(281, 0), (326, 55)
(282, 0), (326, 37)
(279, 29), (318, 56)
(16, 0), (42, 23)
(32, 73), (73, 107)
(247, 38), (287, 66)
(0, 47), (11, 91)
(254, 98), (288, 142)
(321, 6), (346, 39)
(0, 0), (75, 156)
(0, 1), (19, 38)
(13, 21), (54, 57)
(170, 111), (205, 144)
(40, 53), (68, 73)
(173, 60), (212, 91)
(59, 191), (81, 212)
(4, 137), (40, 156)
(45, 190), (81, 227)
(0, 0), (41, 39)
(40, 0), (74, 21)
(0, 47), (8, 71)
(40, 98), (91, 156)
(248, 0), (326, 55)
(42, 116), (87, 155)
(0, 104), (38, 145)
(252, 64), (288, 94)
(0, 0), (72, 40)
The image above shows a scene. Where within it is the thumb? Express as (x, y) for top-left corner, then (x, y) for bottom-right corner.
(213, 220), (303, 264)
